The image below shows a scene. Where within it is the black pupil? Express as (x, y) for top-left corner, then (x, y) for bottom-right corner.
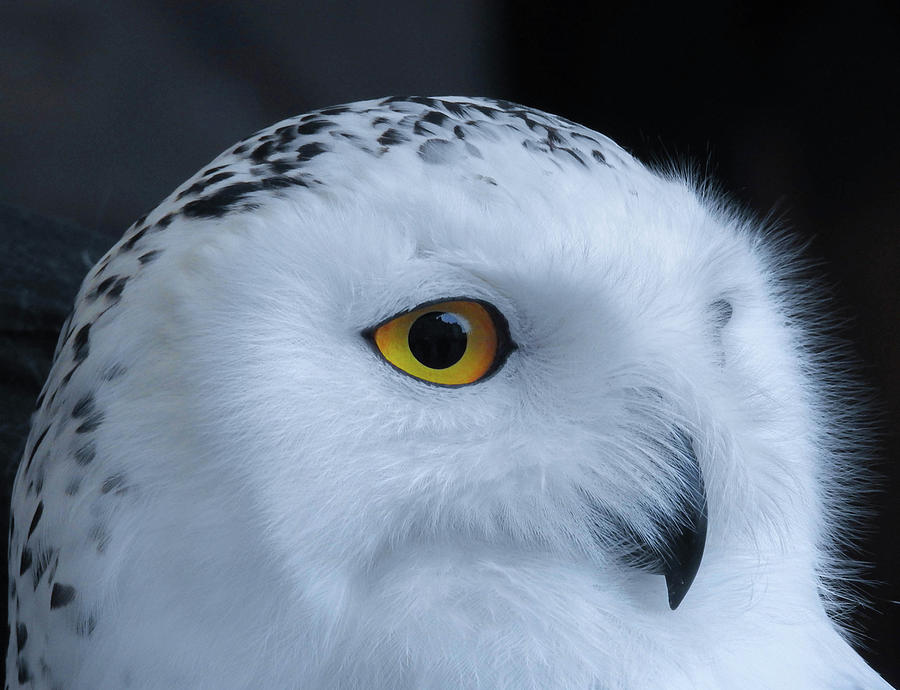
(408, 311), (468, 369)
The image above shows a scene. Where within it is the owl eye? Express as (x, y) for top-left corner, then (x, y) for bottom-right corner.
(365, 299), (515, 386)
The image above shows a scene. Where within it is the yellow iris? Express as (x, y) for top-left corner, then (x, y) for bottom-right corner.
(368, 299), (511, 386)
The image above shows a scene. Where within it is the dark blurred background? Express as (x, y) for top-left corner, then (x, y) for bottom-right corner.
(1, 0), (898, 684)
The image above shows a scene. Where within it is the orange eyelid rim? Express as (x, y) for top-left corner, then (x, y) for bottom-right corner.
(365, 298), (515, 387)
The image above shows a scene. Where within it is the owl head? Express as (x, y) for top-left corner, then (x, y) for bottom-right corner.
(10, 97), (887, 688)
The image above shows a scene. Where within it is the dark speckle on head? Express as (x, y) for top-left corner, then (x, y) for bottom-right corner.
(87, 276), (119, 303)
(297, 142), (330, 162)
(182, 181), (292, 219)
(138, 249), (162, 265)
(571, 131), (600, 145)
(121, 226), (149, 252)
(413, 120), (438, 137)
(471, 103), (502, 119)
(25, 424), (51, 473)
(73, 324), (91, 363)
(377, 129), (409, 146)
(61, 365), (80, 386)
(205, 171), (234, 186)
(261, 176), (309, 191)
(710, 299), (734, 329)
(296, 119), (334, 135)
(90, 275), (119, 300)
(251, 140), (277, 164)
(50, 583), (76, 609)
(17, 656), (30, 683)
(319, 105), (350, 116)
(74, 441), (96, 466)
(72, 393), (95, 419)
(710, 299), (734, 366)
(268, 160), (293, 174)
(418, 138), (457, 165)
(75, 412), (104, 434)
(89, 524), (110, 552)
(100, 474), (125, 494)
(440, 100), (469, 118)
(201, 164), (228, 176)
(19, 548), (32, 576)
(27, 501), (43, 537)
(335, 131), (366, 148)
(177, 179), (213, 201)
(107, 276), (128, 300)
(556, 147), (587, 166)
(16, 622), (27, 652)
(93, 253), (113, 277)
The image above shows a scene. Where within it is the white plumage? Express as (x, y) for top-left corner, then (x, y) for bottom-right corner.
(6, 96), (893, 688)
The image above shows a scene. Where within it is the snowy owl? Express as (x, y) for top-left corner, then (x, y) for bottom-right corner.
(6, 96), (894, 689)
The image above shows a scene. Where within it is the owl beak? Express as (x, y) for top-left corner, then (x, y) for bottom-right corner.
(584, 428), (707, 609)
(659, 428), (707, 610)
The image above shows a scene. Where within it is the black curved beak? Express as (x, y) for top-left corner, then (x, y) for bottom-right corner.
(658, 428), (707, 610)
(585, 427), (707, 610)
